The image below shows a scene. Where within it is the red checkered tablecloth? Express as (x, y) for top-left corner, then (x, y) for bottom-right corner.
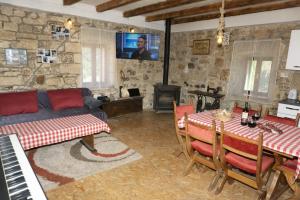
(178, 111), (300, 179)
(0, 114), (110, 150)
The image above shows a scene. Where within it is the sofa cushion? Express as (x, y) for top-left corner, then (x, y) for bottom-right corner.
(82, 88), (92, 97)
(0, 91), (38, 116)
(84, 96), (102, 109)
(37, 90), (51, 109)
(0, 106), (108, 126)
(47, 88), (84, 111)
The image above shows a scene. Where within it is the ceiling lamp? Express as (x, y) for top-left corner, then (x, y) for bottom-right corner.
(129, 27), (135, 33)
(64, 18), (73, 30)
(216, 0), (225, 46)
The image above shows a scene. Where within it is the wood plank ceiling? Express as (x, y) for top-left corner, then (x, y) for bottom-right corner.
(63, 0), (300, 25)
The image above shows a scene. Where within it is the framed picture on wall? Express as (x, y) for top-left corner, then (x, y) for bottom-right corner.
(36, 48), (57, 64)
(192, 39), (210, 55)
(5, 48), (27, 65)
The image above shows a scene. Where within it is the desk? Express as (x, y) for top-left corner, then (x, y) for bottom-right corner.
(188, 90), (224, 112)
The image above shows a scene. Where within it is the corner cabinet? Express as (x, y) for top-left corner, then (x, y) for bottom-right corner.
(286, 30), (300, 70)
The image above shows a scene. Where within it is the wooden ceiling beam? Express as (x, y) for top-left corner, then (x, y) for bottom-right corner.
(96, 0), (141, 12)
(63, 0), (81, 5)
(146, 0), (282, 22)
(123, 0), (205, 18)
(172, 0), (300, 24)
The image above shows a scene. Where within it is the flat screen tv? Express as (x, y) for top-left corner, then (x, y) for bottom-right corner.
(116, 32), (160, 61)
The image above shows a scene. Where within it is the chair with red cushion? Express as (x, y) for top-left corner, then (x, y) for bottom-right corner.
(173, 101), (195, 159)
(264, 113), (300, 199)
(232, 102), (262, 116)
(263, 114), (297, 126)
(266, 156), (300, 200)
(184, 118), (221, 191)
(216, 122), (274, 199)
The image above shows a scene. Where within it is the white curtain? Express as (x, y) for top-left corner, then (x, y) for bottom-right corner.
(227, 39), (281, 103)
(81, 27), (116, 89)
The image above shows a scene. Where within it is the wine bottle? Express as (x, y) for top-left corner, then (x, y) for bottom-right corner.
(241, 91), (250, 126)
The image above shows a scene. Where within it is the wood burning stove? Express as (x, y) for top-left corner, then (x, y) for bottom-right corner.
(153, 19), (181, 112)
(153, 84), (180, 112)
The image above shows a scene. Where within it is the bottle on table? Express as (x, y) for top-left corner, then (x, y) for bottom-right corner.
(241, 90), (250, 126)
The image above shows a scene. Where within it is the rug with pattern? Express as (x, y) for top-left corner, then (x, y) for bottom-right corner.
(27, 133), (142, 191)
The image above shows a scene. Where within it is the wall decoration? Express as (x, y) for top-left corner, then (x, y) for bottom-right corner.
(36, 75), (45, 85)
(5, 48), (27, 65)
(192, 39), (210, 55)
(37, 49), (57, 64)
(223, 32), (230, 46)
(51, 23), (70, 39)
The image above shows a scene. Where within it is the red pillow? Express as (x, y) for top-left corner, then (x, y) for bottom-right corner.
(0, 90), (38, 116)
(47, 88), (84, 111)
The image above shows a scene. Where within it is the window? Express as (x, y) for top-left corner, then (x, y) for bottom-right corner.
(81, 27), (116, 89)
(228, 40), (280, 102)
(244, 57), (272, 97)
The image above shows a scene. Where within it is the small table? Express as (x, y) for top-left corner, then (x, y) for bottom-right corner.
(101, 96), (143, 118)
(0, 114), (110, 151)
(188, 90), (224, 112)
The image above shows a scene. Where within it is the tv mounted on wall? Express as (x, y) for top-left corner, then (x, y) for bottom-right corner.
(116, 32), (160, 61)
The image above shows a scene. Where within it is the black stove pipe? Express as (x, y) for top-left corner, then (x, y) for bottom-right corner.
(163, 19), (171, 85)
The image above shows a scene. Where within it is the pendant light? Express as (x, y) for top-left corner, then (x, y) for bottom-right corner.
(216, 0), (225, 46)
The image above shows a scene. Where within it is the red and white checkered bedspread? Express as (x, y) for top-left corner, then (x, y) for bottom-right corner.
(178, 111), (300, 179)
(0, 114), (110, 150)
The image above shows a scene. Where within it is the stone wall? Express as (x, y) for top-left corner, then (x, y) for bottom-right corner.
(1, 2), (300, 111)
(170, 21), (300, 114)
(0, 3), (164, 109)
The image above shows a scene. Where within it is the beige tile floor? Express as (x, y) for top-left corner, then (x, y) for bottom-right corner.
(46, 111), (292, 200)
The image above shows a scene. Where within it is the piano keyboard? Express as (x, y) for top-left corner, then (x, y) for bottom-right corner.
(0, 134), (47, 200)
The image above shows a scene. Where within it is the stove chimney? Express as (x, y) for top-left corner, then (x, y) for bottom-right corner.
(163, 19), (171, 85)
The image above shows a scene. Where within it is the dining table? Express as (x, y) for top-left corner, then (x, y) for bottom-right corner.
(178, 110), (300, 199)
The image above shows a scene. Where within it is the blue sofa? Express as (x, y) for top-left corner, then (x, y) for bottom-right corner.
(0, 88), (107, 126)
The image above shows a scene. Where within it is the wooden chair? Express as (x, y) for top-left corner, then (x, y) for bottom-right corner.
(233, 102), (262, 116)
(263, 114), (298, 127)
(266, 155), (300, 200)
(216, 122), (274, 199)
(173, 101), (195, 159)
(184, 117), (221, 191)
(265, 113), (300, 200)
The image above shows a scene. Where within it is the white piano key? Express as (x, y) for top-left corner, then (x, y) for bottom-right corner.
(8, 135), (47, 200)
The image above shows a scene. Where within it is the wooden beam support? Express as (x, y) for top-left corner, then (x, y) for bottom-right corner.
(123, 0), (204, 18)
(146, 0), (282, 22)
(63, 0), (81, 5)
(96, 0), (141, 12)
(172, 0), (300, 24)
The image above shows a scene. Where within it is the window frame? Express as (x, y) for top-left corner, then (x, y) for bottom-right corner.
(80, 27), (116, 90)
(243, 56), (273, 99)
(227, 39), (281, 103)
